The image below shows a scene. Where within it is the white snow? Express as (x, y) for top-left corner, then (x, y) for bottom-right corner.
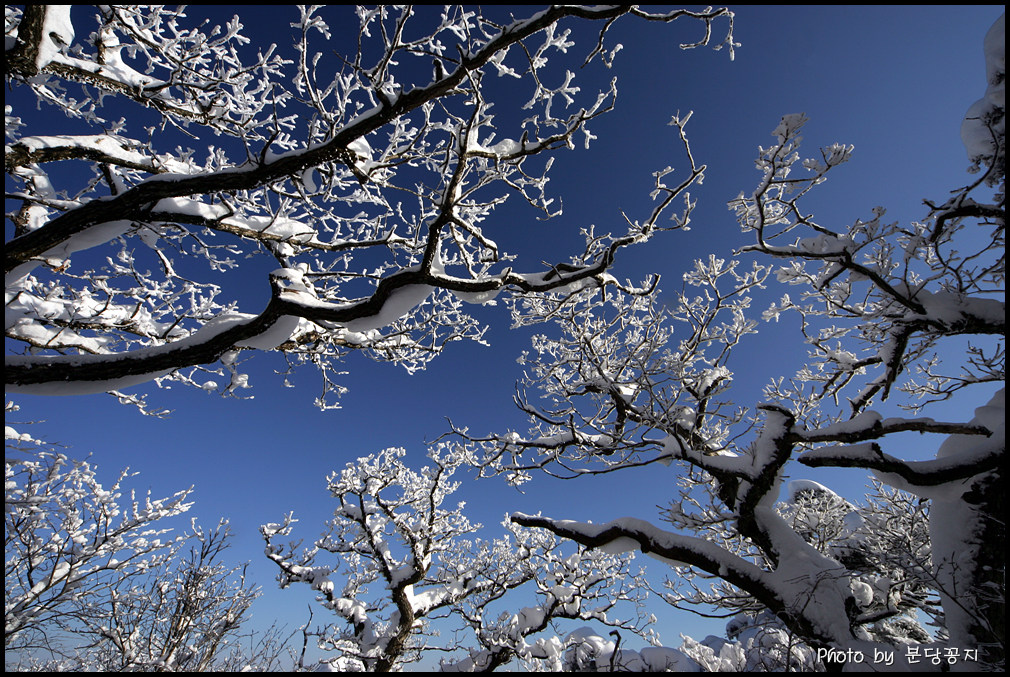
(849, 579), (873, 609)
(784, 479), (838, 503)
(598, 536), (639, 555)
(36, 6), (74, 71)
(928, 389), (1004, 655)
(450, 286), (501, 305)
(961, 13), (1005, 162)
(235, 315), (301, 350)
(342, 280), (434, 333)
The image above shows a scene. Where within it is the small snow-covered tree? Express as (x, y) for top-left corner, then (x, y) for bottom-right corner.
(261, 446), (653, 672)
(464, 12), (1004, 671)
(5, 5), (732, 410)
(64, 521), (278, 672)
(5, 415), (275, 671)
(5, 420), (193, 655)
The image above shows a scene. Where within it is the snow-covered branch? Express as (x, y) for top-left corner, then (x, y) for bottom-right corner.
(4, 416), (278, 670)
(5, 446), (192, 651)
(5, 5), (732, 409)
(731, 110), (1004, 414)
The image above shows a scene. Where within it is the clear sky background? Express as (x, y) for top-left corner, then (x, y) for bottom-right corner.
(7, 4), (1004, 657)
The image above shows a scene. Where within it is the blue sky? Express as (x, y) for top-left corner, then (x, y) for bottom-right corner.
(7, 4), (1004, 657)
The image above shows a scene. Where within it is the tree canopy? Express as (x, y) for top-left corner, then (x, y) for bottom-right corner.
(5, 5), (731, 411)
(5, 5), (1004, 672)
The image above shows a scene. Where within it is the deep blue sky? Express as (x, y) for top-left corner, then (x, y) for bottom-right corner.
(7, 5), (1004, 656)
